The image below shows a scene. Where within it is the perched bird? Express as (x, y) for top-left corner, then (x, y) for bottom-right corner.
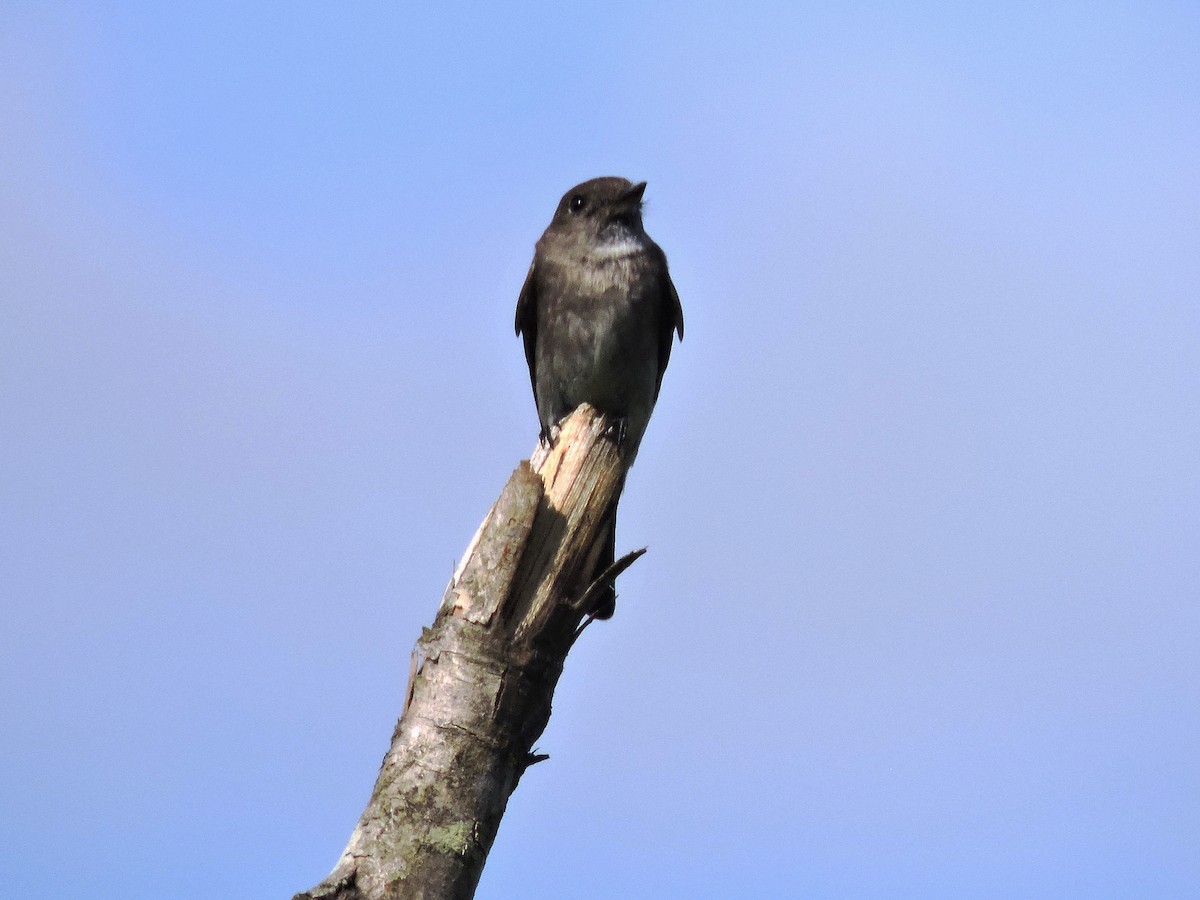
(515, 177), (684, 618)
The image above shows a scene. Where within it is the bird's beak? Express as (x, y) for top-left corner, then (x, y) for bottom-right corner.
(619, 181), (648, 204)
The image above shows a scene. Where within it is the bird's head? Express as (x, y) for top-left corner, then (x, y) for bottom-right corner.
(548, 177), (649, 255)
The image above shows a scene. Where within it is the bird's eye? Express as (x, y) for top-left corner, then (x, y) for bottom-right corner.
(568, 195), (586, 213)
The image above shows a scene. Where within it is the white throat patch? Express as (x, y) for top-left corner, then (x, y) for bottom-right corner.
(591, 234), (645, 259)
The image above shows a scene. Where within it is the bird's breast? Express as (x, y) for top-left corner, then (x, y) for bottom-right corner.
(574, 254), (638, 293)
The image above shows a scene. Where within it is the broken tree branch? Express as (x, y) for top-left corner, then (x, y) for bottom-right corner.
(295, 404), (638, 900)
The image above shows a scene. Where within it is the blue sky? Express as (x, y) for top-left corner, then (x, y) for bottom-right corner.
(2, 3), (1197, 897)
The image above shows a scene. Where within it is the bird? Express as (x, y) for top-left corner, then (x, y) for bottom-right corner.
(515, 176), (684, 618)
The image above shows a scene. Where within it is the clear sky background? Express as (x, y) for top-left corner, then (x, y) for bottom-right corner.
(2, 3), (1197, 898)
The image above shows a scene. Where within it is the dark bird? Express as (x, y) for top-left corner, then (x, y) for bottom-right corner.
(515, 176), (684, 618)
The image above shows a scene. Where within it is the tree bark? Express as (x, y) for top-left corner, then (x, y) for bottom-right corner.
(295, 405), (638, 900)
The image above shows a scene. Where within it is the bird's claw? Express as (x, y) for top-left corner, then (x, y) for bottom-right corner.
(603, 417), (629, 447)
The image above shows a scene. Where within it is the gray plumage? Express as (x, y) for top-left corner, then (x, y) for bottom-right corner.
(514, 176), (683, 617)
(515, 177), (683, 459)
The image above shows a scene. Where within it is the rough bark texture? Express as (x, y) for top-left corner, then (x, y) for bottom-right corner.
(295, 405), (633, 900)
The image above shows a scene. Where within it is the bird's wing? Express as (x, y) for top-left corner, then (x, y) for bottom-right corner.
(515, 259), (540, 404)
(654, 264), (684, 399)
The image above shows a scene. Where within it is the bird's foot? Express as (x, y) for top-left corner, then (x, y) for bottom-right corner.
(603, 416), (629, 448)
(538, 423), (560, 449)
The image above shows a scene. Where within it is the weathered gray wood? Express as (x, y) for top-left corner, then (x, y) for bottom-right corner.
(296, 405), (635, 900)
